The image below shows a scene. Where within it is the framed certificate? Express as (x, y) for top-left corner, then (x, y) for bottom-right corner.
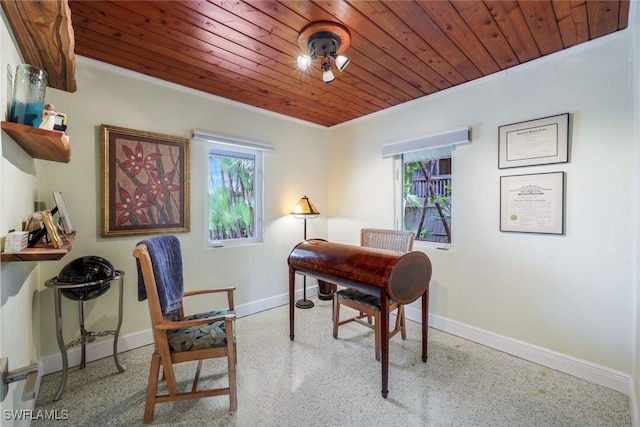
(498, 113), (569, 169)
(500, 172), (565, 235)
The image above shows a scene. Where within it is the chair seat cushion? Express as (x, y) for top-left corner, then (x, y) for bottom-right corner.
(167, 309), (235, 353)
(336, 289), (382, 310)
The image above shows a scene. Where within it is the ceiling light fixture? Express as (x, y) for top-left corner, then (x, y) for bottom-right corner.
(297, 21), (351, 84)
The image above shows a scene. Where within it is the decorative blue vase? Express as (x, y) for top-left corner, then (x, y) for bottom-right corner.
(9, 64), (47, 128)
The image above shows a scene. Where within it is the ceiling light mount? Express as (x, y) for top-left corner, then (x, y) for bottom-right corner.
(297, 21), (351, 83)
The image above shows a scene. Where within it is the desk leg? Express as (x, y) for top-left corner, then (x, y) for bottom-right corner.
(289, 267), (295, 340)
(52, 289), (67, 402)
(422, 291), (428, 362)
(380, 292), (389, 398)
(113, 276), (126, 373)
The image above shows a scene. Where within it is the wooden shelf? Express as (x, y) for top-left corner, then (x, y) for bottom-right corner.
(1, 233), (74, 262)
(1, 121), (71, 163)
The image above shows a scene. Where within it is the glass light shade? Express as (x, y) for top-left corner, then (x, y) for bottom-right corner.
(334, 55), (350, 72)
(291, 196), (320, 217)
(297, 55), (312, 71)
(322, 69), (335, 83)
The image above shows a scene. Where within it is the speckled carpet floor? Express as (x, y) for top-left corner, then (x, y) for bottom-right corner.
(33, 298), (631, 426)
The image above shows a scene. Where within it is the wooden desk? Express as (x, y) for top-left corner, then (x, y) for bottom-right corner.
(287, 239), (432, 398)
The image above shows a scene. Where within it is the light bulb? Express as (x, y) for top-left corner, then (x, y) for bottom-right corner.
(297, 55), (312, 71)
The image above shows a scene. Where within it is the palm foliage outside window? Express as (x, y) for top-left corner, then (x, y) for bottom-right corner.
(207, 146), (262, 245)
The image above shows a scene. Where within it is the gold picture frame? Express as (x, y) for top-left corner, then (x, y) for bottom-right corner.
(41, 210), (64, 248)
(101, 124), (190, 237)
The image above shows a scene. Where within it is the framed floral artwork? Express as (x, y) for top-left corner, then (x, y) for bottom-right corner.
(101, 124), (190, 237)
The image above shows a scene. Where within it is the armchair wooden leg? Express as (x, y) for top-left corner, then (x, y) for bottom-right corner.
(228, 353), (237, 410)
(144, 352), (161, 424)
(227, 321), (237, 410)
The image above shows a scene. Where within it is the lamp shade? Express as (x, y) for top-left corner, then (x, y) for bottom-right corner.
(322, 69), (335, 83)
(334, 55), (350, 71)
(291, 196), (320, 217)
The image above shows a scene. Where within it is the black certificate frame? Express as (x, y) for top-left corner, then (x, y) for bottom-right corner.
(498, 113), (569, 169)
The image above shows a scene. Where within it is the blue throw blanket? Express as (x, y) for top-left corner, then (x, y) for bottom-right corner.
(137, 235), (184, 315)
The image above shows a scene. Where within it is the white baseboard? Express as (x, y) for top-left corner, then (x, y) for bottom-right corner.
(408, 307), (639, 426)
(402, 306), (632, 396)
(40, 329), (155, 376)
(40, 285), (638, 424)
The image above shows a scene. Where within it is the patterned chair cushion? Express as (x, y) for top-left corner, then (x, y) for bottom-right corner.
(166, 309), (235, 353)
(336, 288), (382, 310)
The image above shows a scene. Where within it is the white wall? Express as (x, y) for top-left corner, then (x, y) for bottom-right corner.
(328, 30), (635, 377)
(32, 59), (329, 362)
(632, 0), (640, 420)
(0, 9), (43, 420)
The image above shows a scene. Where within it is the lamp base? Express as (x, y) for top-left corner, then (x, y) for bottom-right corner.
(295, 299), (314, 309)
(317, 280), (334, 300)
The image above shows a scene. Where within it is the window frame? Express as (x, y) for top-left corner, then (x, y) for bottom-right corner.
(194, 130), (274, 248)
(395, 154), (454, 249)
(384, 127), (470, 250)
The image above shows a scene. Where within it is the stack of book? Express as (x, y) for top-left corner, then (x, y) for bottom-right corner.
(5, 231), (29, 253)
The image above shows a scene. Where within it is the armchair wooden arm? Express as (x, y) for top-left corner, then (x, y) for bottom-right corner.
(183, 286), (236, 296)
(183, 286), (236, 311)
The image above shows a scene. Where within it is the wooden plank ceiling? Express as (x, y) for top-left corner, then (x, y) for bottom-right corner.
(64, 1), (629, 126)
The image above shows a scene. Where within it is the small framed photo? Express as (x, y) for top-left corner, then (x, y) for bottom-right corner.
(500, 172), (565, 235)
(53, 191), (73, 235)
(498, 113), (569, 169)
(41, 209), (64, 248)
(101, 124), (190, 237)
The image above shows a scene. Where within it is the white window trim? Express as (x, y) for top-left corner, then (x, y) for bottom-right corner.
(194, 130), (274, 248)
(194, 130), (275, 152)
(381, 127), (470, 158)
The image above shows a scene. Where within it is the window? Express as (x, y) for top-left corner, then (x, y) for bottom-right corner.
(194, 130), (274, 247)
(403, 155), (452, 243)
(208, 146), (260, 244)
(382, 127), (470, 245)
